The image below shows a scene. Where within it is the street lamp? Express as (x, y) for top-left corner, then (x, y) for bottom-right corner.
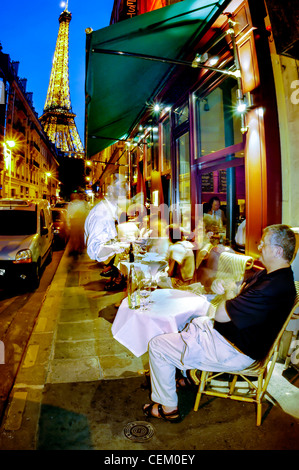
(3, 140), (15, 197)
(45, 172), (52, 200)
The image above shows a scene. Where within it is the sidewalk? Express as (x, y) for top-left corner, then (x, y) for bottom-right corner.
(0, 247), (299, 450)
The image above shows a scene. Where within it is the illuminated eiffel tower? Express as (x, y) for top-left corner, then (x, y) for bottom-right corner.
(40, 2), (84, 158)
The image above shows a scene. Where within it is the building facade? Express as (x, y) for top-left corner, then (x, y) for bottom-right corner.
(86, 0), (299, 260)
(0, 47), (60, 201)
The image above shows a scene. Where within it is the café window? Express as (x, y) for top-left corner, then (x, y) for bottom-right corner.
(146, 134), (152, 177)
(131, 148), (138, 184)
(195, 82), (243, 159)
(177, 131), (191, 231)
(194, 79), (245, 246)
(145, 127), (159, 177)
(174, 102), (189, 127)
(161, 117), (171, 173)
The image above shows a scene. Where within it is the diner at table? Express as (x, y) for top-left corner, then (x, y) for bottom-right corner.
(141, 224), (297, 423)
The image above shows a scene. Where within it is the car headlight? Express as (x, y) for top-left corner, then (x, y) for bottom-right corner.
(13, 249), (32, 264)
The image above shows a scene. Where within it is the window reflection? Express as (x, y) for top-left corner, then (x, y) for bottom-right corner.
(174, 103), (189, 126)
(161, 117), (171, 172)
(199, 89), (225, 157)
(177, 132), (191, 231)
(131, 149), (138, 183)
(195, 82), (243, 159)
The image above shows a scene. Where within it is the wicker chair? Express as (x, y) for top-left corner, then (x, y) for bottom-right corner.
(190, 280), (299, 426)
(209, 251), (254, 308)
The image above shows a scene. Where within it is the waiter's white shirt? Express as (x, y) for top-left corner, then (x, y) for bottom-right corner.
(84, 198), (118, 262)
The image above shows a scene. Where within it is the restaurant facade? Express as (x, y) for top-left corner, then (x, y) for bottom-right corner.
(85, 0), (299, 261)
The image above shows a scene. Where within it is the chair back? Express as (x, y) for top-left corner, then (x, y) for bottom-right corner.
(215, 251), (254, 283)
(257, 280), (299, 371)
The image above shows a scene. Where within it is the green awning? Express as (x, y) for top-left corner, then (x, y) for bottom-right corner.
(85, 0), (230, 157)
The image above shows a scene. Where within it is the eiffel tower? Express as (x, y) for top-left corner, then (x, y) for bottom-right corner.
(40, 2), (84, 158)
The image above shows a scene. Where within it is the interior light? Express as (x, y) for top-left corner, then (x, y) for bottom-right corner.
(203, 98), (210, 112)
(153, 104), (160, 112)
(237, 102), (247, 113)
(6, 140), (15, 148)
(236, 88), (246, 113)
(207, 56), (219, 66)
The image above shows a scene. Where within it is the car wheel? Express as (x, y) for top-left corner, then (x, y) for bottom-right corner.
(30, 261), (41, 290)
(47, 245), (53, 264)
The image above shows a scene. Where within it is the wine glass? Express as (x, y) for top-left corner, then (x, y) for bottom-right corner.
(148, 275), (158, 303)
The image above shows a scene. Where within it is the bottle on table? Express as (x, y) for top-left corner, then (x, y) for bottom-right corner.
(129, 242), (135, 263)
(128, 264), (140, 309)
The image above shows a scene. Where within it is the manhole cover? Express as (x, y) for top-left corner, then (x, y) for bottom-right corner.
(124, 421), (155, 442)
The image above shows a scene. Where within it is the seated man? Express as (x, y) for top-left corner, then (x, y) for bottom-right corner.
(143, 224), (296, 422)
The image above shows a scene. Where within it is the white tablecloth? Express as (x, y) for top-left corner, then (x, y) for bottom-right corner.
(111, 289), (210, 357)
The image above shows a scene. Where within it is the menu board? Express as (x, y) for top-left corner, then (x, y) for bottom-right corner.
(219, 170), (227, 193)
(201, 172), (214, 192)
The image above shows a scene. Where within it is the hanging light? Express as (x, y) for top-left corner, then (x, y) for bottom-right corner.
(236, 89), (246, 113)
(207, 56), (219, 66)
(237, 101), (247, 113)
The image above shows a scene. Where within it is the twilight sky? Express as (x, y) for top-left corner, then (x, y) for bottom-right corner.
(1, 0), (115, 145)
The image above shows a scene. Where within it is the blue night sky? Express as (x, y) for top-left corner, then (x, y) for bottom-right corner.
(1, 0), (115, 145)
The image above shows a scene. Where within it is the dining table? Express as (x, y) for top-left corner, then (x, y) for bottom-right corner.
(111, 288), (211, 357)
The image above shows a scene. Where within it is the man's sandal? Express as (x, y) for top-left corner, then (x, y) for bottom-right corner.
(104, 277), (126, 291)
(176, 373), (197, 390)
(142, 403), (182, 423)
(101, 266), (118, 277)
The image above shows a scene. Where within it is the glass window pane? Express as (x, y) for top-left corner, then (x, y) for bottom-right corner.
(195, 81), (244, 159)
(131, 149), (138, 183)
(201, 158), (245, 246)
(177, 132), (191, 230)
(231, 84), (243, 145)
(146, 140), (152, 176)
(161, 118), (171, 172)
(0, 210), (37, 235)
(174, 102), (189, 126)
(199, 88), (225, 157)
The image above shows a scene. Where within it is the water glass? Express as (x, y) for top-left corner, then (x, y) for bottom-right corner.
(139, 278), (151, 310)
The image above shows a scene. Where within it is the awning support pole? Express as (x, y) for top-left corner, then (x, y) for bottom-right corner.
(92, 47), (240, 78)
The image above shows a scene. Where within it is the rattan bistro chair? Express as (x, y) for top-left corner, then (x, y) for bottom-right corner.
(190, 281), (299, 426)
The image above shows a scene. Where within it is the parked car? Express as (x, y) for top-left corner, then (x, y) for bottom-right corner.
(0, 199), (54, 290)
(51, 207), (69, 248)
(54, 201), (69, 209)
